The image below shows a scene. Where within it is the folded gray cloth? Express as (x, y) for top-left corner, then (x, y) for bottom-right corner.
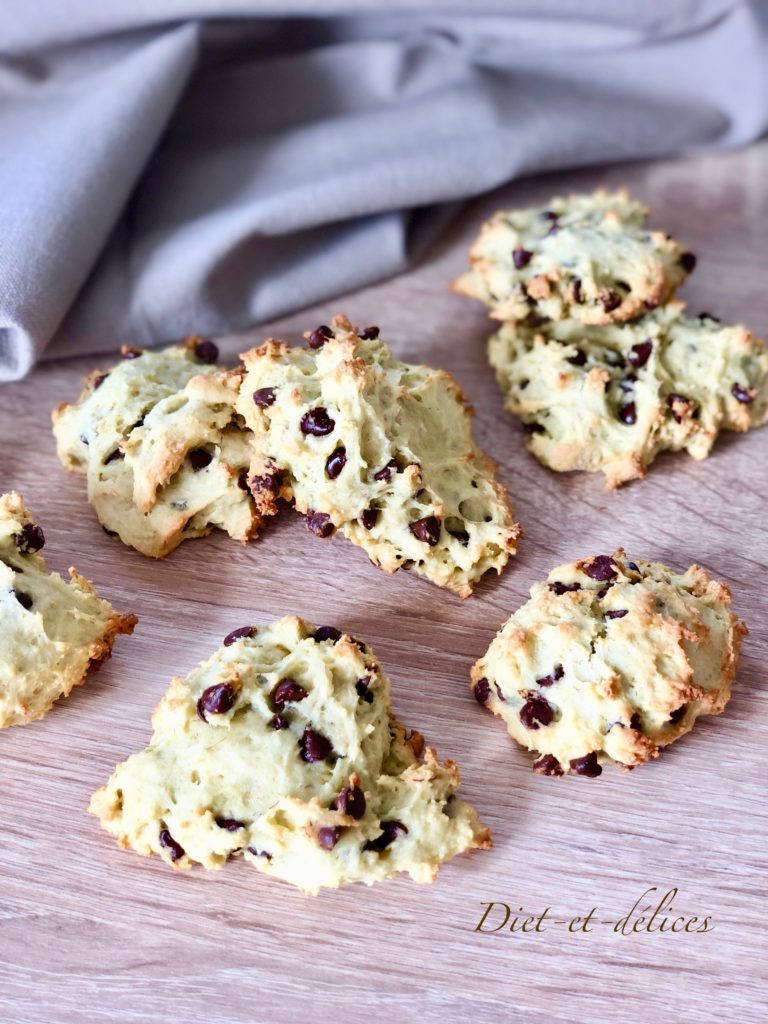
(1, 1), (767, 380)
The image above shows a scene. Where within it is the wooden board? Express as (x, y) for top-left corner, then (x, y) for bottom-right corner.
(1, 142), (766, 1024)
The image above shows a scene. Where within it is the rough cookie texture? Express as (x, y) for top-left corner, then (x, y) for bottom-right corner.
(453, 189), (691, 324)
(52, 339), (262, 557)
(90, 616), (490, 893)
(0, 493), (136, 727)
(488, 303), (768, 488)
(236, 316), (521, 596)
(471, 550), (746, 777)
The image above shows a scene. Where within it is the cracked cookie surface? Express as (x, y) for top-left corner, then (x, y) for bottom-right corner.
(454, 189), (691, 324)
(471, 550), (746, 777)
(0, 492), (136, 727)
(488, 303), (768, 488)
(52, 339), (262, 557)
(236, 316), (521, 596)
(90, 615), (490, 893)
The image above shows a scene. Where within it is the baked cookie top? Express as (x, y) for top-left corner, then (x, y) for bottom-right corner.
(52, 339), (262, 557)
(471, 549), (746, 778)
(453, 189), (692, 324)
(90, 615), (490, 893)
(236, 316), (521, 597)
(0, 492), (136, 728)
(488, 303), (768, 488)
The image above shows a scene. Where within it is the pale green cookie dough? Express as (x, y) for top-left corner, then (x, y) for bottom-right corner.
(90, 616), (491, 893)
(0, 492), (136, 728)
(236, 315), (521, 597)
(488, 302), (768, 488)
(471, 550), (747, 778)
(52, 340), (262, 557)
(453, 188), (691, 324)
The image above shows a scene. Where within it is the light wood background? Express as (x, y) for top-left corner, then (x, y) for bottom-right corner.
(1, 142), (767, 1024)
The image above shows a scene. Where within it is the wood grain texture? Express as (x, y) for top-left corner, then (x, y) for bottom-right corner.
(1, 142), (767, 1024)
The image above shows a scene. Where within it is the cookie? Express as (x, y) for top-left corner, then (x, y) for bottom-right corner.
(453, 189), (692, 324)
(235, 316), (521, 596)
(90, 616), (490, 893)
(52, 339), (262, 558)
(0, 492), (136, 727)
(471, 550), (746, 777)
(488, 303), (768, 488)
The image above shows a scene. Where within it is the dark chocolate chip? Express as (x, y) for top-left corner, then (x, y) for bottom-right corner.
(628, 339), (653, 368)
(104, 449), (124, 464)
(600, 289), (621, 312)
(584, 555), (617, 582)
(629, 712), (642, 731)
(596, 585), (611, 599)
(536, 665), (564, 688)
(512, 247), (533, 270)
(332, 785), (366, 820)
(571, 277), (583, 304)
(272, 679), (308, 708)
(223, 626), (254, 646)
(473, 678), (491, 705)
(355, 678), (374, 704)
(308, 325), (333, 349)
(305, 510), (334, 538)
(194, 339), (219, 364)
(93, 373), (109, 389)
(569, 752), (602, 777)
(409, 515), (440, 546)
(533, 754), (563, 776)
(667, 392), (696, 423)
(605, 609), (628, 619)
(619, 402), (637, 425)
(325, 446), (347, 480)
(270, 714), (289, 730)
(619, 375), (637, 392)
(627, 561), (640, 572)
(524, 422), (545, 435)
(519, 696), (554, 730)
(732, 383), (756, 404)
(299, 727), (334, 763)
(679, 252), (697, 273)
(253, 387), (276, 408)
(14, 590), (33, 610)
(300, 407), (335, 436)
(237, 472), (249, 491)
(360, 507), (379, 530)
(363, 820), (408, 853)
(250, 468), (283, 495)
(374, 459), (398, 482)
(358, 325), (380, 340)
(197, 683), (236, 721)
(159, 828), (185, 861)
(566, 348), (587, 367)
(247, 847), (272, 861)
(317, 826), (342, 850)
(215, 817), (245, 831)
(549, 581), (581, 595)
(448, 527), (470, 546)
(14, 523), (45, 554)
(314, 625), (341, 643)
(189, 449), (213, 471)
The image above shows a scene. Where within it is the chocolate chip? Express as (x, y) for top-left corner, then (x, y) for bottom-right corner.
(299, 728), (333, 762)
(358, 325), (380, 340)
(629, 339), (653, 368)
(667, 392), (696, 423)
(536, 665), (564, 688)
(325, 446), (347, 480)
(679, 252), (697, 273)
(619, 375), (637, 392)
(596, 585), (611, 599)
(305, 510), (334, 538)
(668, 704), (687, 724)
(374, 458), (398, 482)
(194, 339), (219, 364)
(300, 407), (335, 436)
(159, 828), (185, 861)
(519, 378), (530, 390)
(473, 678), (491, 705)
(223, 626), (254, 646)
(627, 561), (640, 572)
(93, 373), (109, 389)
(197, 683), (236, 721)
(549, 581), (581, 595)
(732, 383), (756, 404)
(332, 785), (366, 819)
(566, 348), (587, 367)
(541, 210), (558, 222)
(237, 472), (249, 491)
(14, 590), (33, 610)
(270, 714), (289, 730)
(308, 325), (333, 349)
(122, 347), (143, 359)
(512, 247), (533, 270)
(356, 678), (374, 704)
(448, 527), (470, 546)
(250, 468), (283, 495)
(317, 826), (342, 850)
(104, 449), (124, 464)
(519, 696), (554, 730)
(569, 752), (602, 777)
(571, 277), (583, 304)
(584, 555), (617, 581)
(605, 609), (628, 619)
(253, 387), (276, 408)
(533, 754), (563, 776)
(14, 523), (45, 553)
(363, 820), (408, 853)
(409, 515), (440, 546)
(629, 712), (642, 731)
(272, 679), (308, 708)
(215, 817), (245, 831)
(600, 289), (621, 312)
(360, 507), (379, 530)
(189, 449), (213, 471)
(619, 402), (637, 425)
(314, 625), (341, 643)
(524, 422), (545, 435)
